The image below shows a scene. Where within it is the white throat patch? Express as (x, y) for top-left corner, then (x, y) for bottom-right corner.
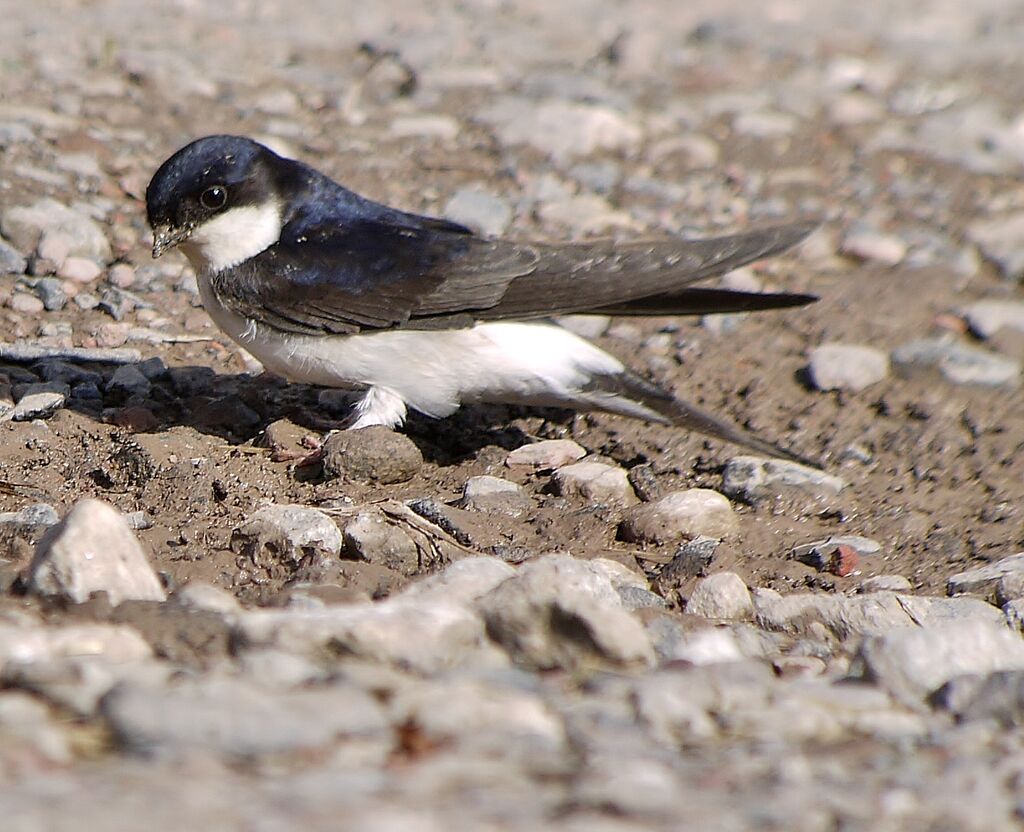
(183, 201), (283, 273)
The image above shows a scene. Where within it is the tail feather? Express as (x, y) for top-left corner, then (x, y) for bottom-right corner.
(583, 370), (818, 467)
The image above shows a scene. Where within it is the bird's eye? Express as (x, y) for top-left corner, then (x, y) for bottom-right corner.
(199, 185), (228, 210)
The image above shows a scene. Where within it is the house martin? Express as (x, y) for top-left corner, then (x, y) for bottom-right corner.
(146, 135), (818, 462)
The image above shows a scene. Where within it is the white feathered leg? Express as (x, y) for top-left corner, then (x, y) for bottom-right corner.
(347, 387), (409, 429)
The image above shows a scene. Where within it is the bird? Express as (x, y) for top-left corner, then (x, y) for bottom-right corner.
(146, 135), (818, 463)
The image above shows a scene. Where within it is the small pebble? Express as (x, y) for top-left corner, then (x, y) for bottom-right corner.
(808, 343), (890, 392)
(505, 439), (586, 470)
(840, 225), (909, 265)
(58, 256), (102, 284)
(620, 489), (737, 544)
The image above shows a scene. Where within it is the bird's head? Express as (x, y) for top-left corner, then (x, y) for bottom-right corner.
(146, 135), (286, 273)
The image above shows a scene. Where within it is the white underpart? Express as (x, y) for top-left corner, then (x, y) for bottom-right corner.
(182, 202), (283, 273)
(194, 264), (634, 428)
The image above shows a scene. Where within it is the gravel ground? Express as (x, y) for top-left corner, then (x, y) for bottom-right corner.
(2, 0), (1024, 829)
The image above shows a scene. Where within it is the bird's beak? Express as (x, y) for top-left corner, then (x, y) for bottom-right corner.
(151, 224), (193, 259)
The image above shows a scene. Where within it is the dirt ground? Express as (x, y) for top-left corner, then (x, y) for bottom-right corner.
(0, 0), (1022, 643)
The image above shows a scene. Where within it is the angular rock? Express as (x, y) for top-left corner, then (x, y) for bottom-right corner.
(7, 390), (65, 421)
(619, 489), (737, 544)
(482, 97), (642, 162)
(235, 598), (496, 673)
(389, 677), (566, 754)
(892, 337), (1021, 388)
(398, 556), (516, 604)
(0, 621), (152, 672)
(933, 670), (1024, 726)
(27, 499), (166, 605)
(505, 439), (586, 470)
(722, 457), (845, 502)
(342, 511), (420, 574)
(686, 573), (753, 620)
(552, 461), (637, 506)
(443, 186), (512, 237)
(807, 343), (890, 392)
(756, 590), (1004, 639)
(963, 300), (1024, 338)
(476, 553), (654, 670)
(853, 620), (1024, 707)
(840, 225), (908, 265)
(0, 502), (58, 532)
(232, 504), (343, 568)
(966, 212), (1024, 280)
(1, 198), (111, 260)
(0, 235), (27, 274)
(859, 575), (914, 594)
(322, 427), (422, 484)
(947, 553), (1024, 600)
(460, 475), (531, 515)
(105, 364), (152, 400)
(103, 675), (388, 757)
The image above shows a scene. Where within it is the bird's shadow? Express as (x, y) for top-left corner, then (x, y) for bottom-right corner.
(30, 358), (563, 467)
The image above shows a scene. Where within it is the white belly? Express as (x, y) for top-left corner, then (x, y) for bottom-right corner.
(197, 272), (624, 418)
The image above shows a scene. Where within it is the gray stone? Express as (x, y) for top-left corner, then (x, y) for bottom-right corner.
(1005, 598), (1024, 633)
(235, 598), (496, 673)
(388, 676), (566, 755)
(892, 336), (1021, 388)
(7, 390), (65, 421)
(963, 300), (1024, 338)
(997, 573), (1024, 606)
(322, 427), (423, 484)
(755, 590), (1004, 639)
(398, 556), (516, 604)
(31, 277), (66, 311)
(0, 236), (27, 273)
(859, 575), (914, 594)
(171, 582), (243, 617)
(27, 498), (166, 605)
(686, 572), (753, 620)
(966, 212), (1024, 280)
(443, 186), (513, 236)
(233, 504), (343, 568)
(807, 343), (890, 392)
(552, 461), (637, 506)
(342, 511), (420, 574)
(3, 655), (170, 716)
(476, 553), (654, 670)
(505, 439), (586, 470)
(0, 502), (59, 531)
(481, 97), (642, 162)
(460, 475), (531, 515)
(934, 670), (1024, 726)
(105, 364), (152, 399)
(853, 620), (1024, 707)
(948, 553), (1024, 600)
(840, 224), (909, 265)
(0, 692), (71, 763)
(103, 674), (388, 757)
(619, 488), (737, 544)
(1, 198), (111, 261)
(722, 456), (845, 502)
(0, 621), (152, 672)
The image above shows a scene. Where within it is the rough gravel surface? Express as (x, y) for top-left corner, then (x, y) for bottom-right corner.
(2, 1), (1024, 829)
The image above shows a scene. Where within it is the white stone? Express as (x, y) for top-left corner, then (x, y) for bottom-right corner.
(28, 499), (166, 605)
(722, 457), (845, 502)
(854, 619), (1024, 707)
(619, 489), (737, 544)
(808, 343), (890, 392)
(233, 504), (343, 563)
(552, 461), (637, 506)
(505, 439), (586, 469)
(398, 557), (516, 604)
(686, 573), (753, 620)
(476, 553), (654, 670)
